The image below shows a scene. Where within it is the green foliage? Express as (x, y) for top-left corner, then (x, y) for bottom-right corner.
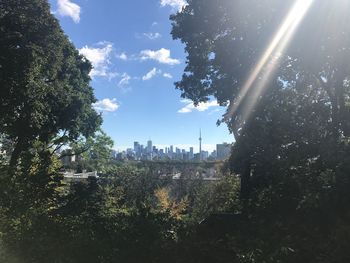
(0, 145), (64, 262)
(3, 164), (189, 263)
(2, 0), (350, 262)
(69, 129), (114, 173)
(0, 0), (102, 261)
(0, 0), (102, 167)
(170, 0), (350, 262)
(1, 153), (240, 263)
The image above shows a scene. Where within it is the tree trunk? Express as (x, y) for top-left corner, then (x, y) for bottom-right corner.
(240, 161), (251, 202)
(9, 136), (26, 168)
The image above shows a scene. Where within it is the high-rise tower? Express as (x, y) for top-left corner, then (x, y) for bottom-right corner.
(199, 129), (202, 161)
(147, 139), (152, 153)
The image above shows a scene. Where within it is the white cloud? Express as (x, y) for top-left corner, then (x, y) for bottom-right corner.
(118, 73), (131, 87)
(160, 0), (187, 11)
(57, 0), (81, 23)
(140, 48), (180, 65)
(178, 99), (220, 113)
(163, 73), (173, 79)
(93, 98), (119, 112)
(142, 68), (161, 81)
(143, 32), (162, 40)
(117, 52), (128, 61)
(79, 42), (115, 78)
(106, 72), (119, 81)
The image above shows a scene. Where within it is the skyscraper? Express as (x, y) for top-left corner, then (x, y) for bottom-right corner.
(189, 147), (194, 160)
(147, 140), (152, 153)
(169, 145), (173, 158)
(134, 141), (140, 156)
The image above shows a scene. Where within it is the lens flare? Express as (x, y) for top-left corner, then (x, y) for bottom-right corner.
(225, 0), (314, 127)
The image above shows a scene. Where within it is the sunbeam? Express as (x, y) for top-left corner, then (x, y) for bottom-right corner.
(225, 0), (314, 125)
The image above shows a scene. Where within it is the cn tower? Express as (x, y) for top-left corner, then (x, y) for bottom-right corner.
(199, 129), (202, 161)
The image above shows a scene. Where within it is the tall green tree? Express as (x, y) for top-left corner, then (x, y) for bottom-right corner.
(0, 1), (102, 260)
(0, 0), (102, 167)
(171, 1), (350, 261)
(171, 0), (350, 199)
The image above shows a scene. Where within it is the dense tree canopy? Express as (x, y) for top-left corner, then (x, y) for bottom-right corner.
(171, 0), (350, 198)
(171, 1), (350, 261)
(0, 0), (102, 166)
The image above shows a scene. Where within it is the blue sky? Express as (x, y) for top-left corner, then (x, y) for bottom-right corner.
(49, 0), (233, 152)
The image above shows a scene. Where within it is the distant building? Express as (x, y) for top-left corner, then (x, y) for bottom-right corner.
(194, 153), (201, 161)
(159, 149), (164, 157)
(147, 140), (153, 153)
(110, 150), (117, 159)
(216, 143), (231, 160)
(202, 151), (209, 160)
(134, 142), (141, 158)
(169, 145), (173, 157)
(63, 171), (99, 182)
(199, 129), (202, 161)
(210, 150), (217, 159)
(134, 141), (139, 150)
(126, 148), (135, 160)
(189, 147), (194, 160)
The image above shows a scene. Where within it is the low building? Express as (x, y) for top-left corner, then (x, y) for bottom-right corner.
(63, 171), (99, 182)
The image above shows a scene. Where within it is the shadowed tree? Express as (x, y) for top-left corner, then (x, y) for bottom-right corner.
(0, 1), (102, 261)
(171, 0), (350, 200)
(171, 1), (350, 262)
(0, 0), (102, 167)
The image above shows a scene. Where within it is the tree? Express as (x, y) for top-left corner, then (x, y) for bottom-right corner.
(171, 1), (350, 261)
(0, 0), (102, 167)
(171, 0), (350, 199)
(69, 129), (114, 173)
(0, 1), (103, 261)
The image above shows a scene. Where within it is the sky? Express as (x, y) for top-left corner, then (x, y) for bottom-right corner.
(49, 0), (233, 153)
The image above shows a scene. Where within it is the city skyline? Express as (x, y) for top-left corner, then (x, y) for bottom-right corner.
(114, 139), (231, 161)
(115, 143), (223, 153)
(113, 130), (230, 153)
